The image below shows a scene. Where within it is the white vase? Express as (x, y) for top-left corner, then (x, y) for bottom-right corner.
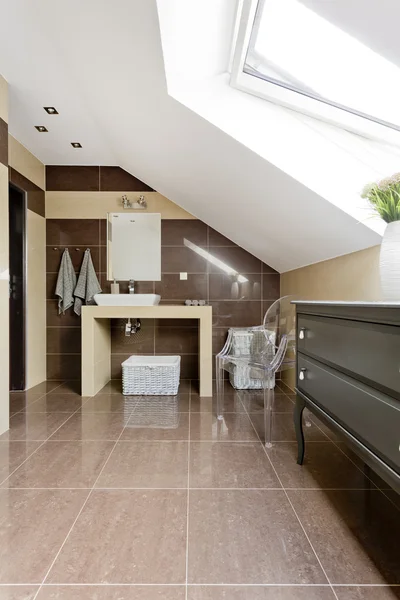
(380, 221), (400, 300)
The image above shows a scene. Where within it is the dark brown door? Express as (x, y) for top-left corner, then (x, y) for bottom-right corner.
(9, 184), (26, 391)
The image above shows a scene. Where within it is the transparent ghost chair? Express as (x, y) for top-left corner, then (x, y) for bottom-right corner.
(216, 296), (296, 447)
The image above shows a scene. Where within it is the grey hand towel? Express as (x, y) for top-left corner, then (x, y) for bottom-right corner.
(55, 249), (77, 314)
(74, 249), (102, 316)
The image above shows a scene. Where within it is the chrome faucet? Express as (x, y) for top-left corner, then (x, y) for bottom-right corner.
(128, 280), (135, 294)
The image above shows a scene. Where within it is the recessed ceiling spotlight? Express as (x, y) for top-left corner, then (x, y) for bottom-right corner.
(35, 125), (48, 132)
(43, 106), (58, 114)
(71, 142), (82, 148)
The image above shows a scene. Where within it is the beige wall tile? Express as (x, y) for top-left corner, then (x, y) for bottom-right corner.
(281, 245), (382, 388)
(26, 210), (46, 388)
(0, 75), (8, 122)
(45, 191), (195, 219)
(0, 279), (9, 434)
(0, 80), (8, 434)
(0, 164), (8, 274)
(8, 135), (45, 190)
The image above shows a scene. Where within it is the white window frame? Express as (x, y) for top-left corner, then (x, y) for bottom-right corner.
(230, 0), (400, 148)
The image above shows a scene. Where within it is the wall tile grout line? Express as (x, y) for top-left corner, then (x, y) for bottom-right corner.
(239, 395), (340, 600)
(31, 393), (141, 599)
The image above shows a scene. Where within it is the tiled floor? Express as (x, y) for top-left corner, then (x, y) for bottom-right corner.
(0, 379), (399, 599)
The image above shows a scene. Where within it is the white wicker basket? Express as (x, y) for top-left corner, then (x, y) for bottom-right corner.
(122, 355), (181, 395)
(229, 330), (275, 390)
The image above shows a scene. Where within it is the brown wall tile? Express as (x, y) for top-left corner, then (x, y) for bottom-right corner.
(208, 227), (238, 247)
(0, 117), (8, 166)
(100, 219), (107, 245)
(47, 327), (81, 354)
(26, 189), (45, 217)
(210, 301), (262, 328)
(9, 167), (45, 216)
(100, 245), (107, 273)
(155, 326), (198, 354)
(212, 328), (228, 354)
(208, 246), (261, 275)
(46, 166), (100, 191)
(111, 321), (155, 354)
(99, 166), (152, 192)
(262, 273), (280, 300)
(209, 274), (261, 301)
(47, 354), (81, 380)
(155, 274), (207, 301)
(46, 246), (100, 273)
(46, 219), (100, 246)
(161, 220), (207, 247)
(162, 247), (207, 273)
(46, 301), (82, 327)
(99, 274), (154, 294)
(262, 262), (279, 275)
(46, 273), (62, 299)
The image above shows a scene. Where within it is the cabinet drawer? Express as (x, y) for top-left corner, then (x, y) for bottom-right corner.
(297, 355), (400, 474)
(297, 314), (400, 397)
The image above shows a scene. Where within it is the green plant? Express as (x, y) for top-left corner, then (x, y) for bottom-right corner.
(361, 173), (400, 223)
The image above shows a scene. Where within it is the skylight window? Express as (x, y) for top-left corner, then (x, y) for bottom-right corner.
(230, 0), (400, 146)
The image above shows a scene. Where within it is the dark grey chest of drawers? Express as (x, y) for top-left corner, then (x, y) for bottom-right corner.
(293, 301), (400, 494)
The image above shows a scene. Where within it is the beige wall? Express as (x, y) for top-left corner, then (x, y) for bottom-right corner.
(280, 245), (382, 388)
(8, 135), (45, 190)
(9, 136), (46, 390)
(46, 191), (195, 219)
(26, 210), (46, 387)
(0, 75), (9, 434)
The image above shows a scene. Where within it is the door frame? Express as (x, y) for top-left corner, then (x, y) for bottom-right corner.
(9, 182), (27, 391)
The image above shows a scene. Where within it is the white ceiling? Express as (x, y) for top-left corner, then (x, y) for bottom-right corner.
(0, 0), (385, 272)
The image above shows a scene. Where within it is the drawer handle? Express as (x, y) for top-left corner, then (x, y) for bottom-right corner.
(299, 328), (306, 340)
(299, 368), (306, 381)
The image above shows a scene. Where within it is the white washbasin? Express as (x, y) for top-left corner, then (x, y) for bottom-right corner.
(94, 294), (161, 306)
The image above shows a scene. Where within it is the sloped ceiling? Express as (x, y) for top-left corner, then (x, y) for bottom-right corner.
(0, 0), (383, 272)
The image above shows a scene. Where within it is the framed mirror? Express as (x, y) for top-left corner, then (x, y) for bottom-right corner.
(107, 213), (161, 281)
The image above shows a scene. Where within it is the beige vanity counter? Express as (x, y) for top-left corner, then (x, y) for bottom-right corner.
(81, 305), (213, 397)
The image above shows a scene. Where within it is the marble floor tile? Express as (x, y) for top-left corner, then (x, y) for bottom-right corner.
(266, 442), (372, 489)
(188, 489), (327, 584)
(47, 381), (81, 395)
(135, 395), (190, 413)
(121, 412), (190, 441)
(190, 395), (245, 413)
(190, 413), (258, 442)
(4, 441), (114, 488)
(0, 489), (87, 583)
(81, 394), (138, 413)
(36, 586), (186, 599)
(333, 586), (400, 599)
(249, 413), (328, 442)
(50, 413), (128, 441)
(0, 442), (41, 483)
(189, 442), (280, 488)
(47, 490), (187, 584)
(187, 586), (336, 599)
(240, 393), (295, 413)
(96, 441), (188, 488)
(0, 587), (39, 599)
(0, 413), (73, 441)
(24, 395), (86, 413)
(287, 489), (400, 584)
